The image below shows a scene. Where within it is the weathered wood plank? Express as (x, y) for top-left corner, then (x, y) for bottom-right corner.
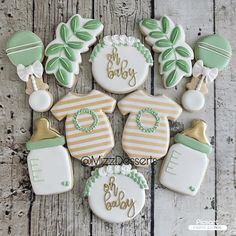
(92, 0), (153, 235)
(215, 1), (236, 235)
(153, 1), (216, 235)
(0, 0), (33, 236)
(29, 1), (94, 235)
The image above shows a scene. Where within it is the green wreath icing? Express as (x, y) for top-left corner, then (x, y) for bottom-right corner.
(136, 108), (160, 133)
(140, 16), (194, 88)
(84, 165), (148, 197)
(73, 108), (98, 133)
(90, 35), (153, 65)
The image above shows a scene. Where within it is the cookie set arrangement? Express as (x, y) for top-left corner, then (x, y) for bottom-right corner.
(6, 14), (232, 223)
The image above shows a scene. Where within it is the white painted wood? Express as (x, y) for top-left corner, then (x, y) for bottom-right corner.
(0, 0), (235, 235)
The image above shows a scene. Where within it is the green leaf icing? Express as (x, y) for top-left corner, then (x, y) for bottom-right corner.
(90, 36), (153, 65)
(139, 15), (193, 88)
(55, 68), (69, 86)
(83, 20), (101, 30)
(84, 165), (148, 197)
(45, 14), (104, 88)
(75, 31), (93, 41)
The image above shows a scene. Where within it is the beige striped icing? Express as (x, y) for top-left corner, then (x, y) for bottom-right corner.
(51, 90), (116, 162)
(118, 90), (182, 165)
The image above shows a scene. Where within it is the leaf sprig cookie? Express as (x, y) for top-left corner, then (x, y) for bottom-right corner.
(45, 14), (104, 88)
(139, 16), (194, 88)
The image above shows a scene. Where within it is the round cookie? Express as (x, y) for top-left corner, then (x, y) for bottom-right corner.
(195, 34), (232, 71)
(181, 90), (205, 112)
(6, 31), (44, 66)
(29, 90), (53, 112)
(90, 35), (153, 94)
(84, 165), (148, 223)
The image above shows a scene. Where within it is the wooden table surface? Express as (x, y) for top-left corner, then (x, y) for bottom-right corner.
(0, 0), (235, 235)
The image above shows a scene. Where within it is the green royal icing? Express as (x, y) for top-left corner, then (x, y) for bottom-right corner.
(194, 34), (232, 71)
(84, 166), (148, 197)
(136, 108), (160, 133)
(73, 108), (98, 133)
(45, 14), (103, 87)
(175, 133), (212, 155)
(26, 136), (65, 150)
(140, 16), (193, 88)
(90, 37), (153, 65)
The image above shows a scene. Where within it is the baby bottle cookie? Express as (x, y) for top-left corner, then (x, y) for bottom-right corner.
(26, 118), (73, 195)
(159, 120), (212, 196)
(90, 35), (153, 94)
(139, 16), (194, 88)
(51, 90), (116, 165)
(45, 14), (104, 88)
(84, 165), (148, 223)
(182, 34), (232, 112)
(6, 31), (53, 112)
(118, 90), (182, 166)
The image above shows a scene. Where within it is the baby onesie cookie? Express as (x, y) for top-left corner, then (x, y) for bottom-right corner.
(118, 90), (182, 166)
(26, 118), (73, 195)
(182, 34), (232, 112)
(51, 90), (116, 165)
(84, 164), (148, 223)
(139, 16), (194, 88)
(45, 14), (104, 88)
(159, 120), (212, 196)
(6, 31), (53, 112)
(90, 35), (153, 94)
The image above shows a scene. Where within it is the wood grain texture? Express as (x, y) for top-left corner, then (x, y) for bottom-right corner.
(0, 0), (235, 236)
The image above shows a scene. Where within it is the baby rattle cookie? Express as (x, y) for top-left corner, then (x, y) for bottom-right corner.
(118, 90), (182, 166)
(159, 120), (212, 196)
(45, 14), (104, 88)
(84, 164), (148, 223)
(26, 118), (73, 195)
(182, 34), (232, 112)
(6, 31), (53, 112)
(51, 90), (116, 165)
(90, 35), (153, 94)
(139, 16), (194, 88)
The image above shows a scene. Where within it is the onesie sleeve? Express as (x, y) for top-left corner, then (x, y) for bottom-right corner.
(51, 93), (72, 121)
(158, 95), (182, 121)
(97, 91), (116, 113)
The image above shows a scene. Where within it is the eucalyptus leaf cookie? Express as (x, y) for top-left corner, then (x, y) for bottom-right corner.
(90, 35), (153, 94)
(139, 16), (194, 88)
(84, 165), (148, 223)
(45, 14), (104, 88)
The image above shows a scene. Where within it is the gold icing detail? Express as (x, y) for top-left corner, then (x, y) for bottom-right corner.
(31, 118), (61, 141)
(106, 47), (137, 87)
(186, 76), (208, 95)
(182, 119), (210, 144)
(25, 77), (49, 95)
(103, 176), (136, 218)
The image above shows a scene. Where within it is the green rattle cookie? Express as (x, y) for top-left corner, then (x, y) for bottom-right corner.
(195, 34), (232, 70)
(6, 31), (44, 66)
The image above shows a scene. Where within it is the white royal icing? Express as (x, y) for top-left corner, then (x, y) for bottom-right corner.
(90, 35), (153, 94)
(159, 143), (209, 196)
(27, 146), (73, 195)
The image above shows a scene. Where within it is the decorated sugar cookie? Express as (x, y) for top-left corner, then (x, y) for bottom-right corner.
(45, 14), (104, 88)
(182, 34), (232, 112)
(159, 120), (212, 196)
(84, 165), (148, 223)
(90, 35), (153, 94)
(6, 31), (53, 112)
(139, 16), (194, 88)
(118, 90), (182, 166)
(26, 118), (73, 195)
(51, 90), (116, 165)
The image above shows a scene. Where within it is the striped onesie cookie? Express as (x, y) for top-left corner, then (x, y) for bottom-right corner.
(51, 90), (116, 165)
(118, 90), (182, 166)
